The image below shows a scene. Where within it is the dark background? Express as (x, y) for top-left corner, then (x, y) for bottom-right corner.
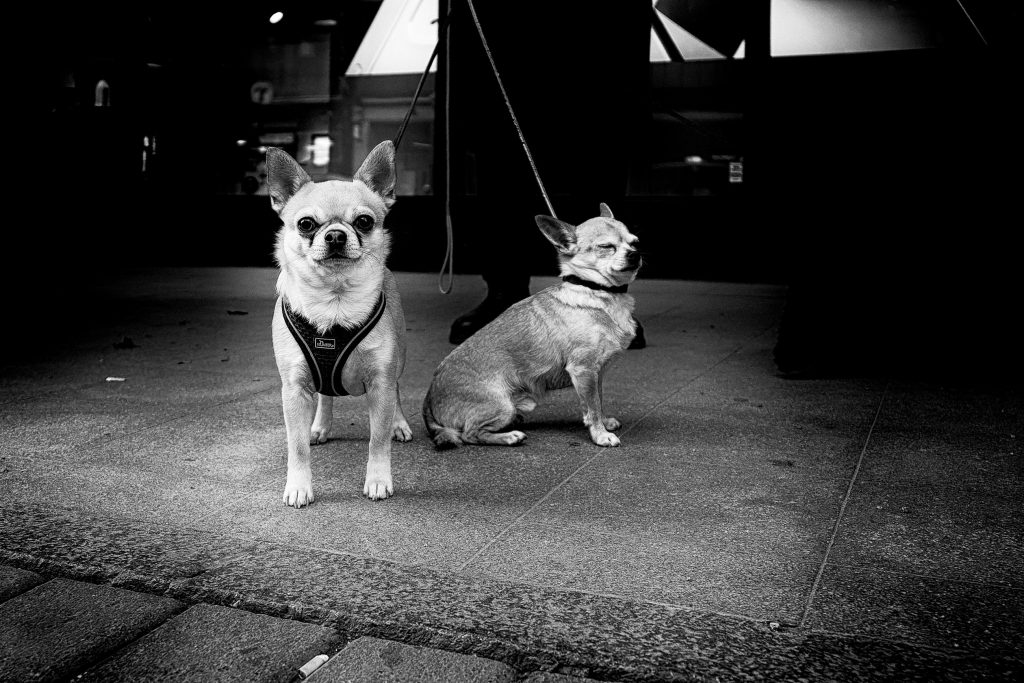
(8, 1), (1019, 378)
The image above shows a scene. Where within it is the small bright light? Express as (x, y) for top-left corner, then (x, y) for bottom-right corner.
(311, 137), (333, 167)
(236, 139), (247, 147)
(684, 155), (704, 165)
(269, 11), (283, 24)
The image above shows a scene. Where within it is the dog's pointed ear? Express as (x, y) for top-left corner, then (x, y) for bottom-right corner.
(266, 148), (311, 214)
(599, 202), (615, 219)
(355, 140), (397, 206)
(535, 215), (577, 253)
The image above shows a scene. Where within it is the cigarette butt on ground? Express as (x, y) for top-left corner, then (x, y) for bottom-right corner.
(297, 654), (329, 679)
(105, 377), (127, 382)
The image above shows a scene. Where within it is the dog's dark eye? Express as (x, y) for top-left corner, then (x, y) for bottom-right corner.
(353, 215), (375, 231)
(297, 217), (318, 233)
(597, 243), (615, 251)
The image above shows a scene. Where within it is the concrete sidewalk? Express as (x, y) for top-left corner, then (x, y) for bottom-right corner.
(1, 268), (1021, 681)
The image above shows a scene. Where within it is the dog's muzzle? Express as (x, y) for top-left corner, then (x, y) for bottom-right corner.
(323, 229), (347, 258)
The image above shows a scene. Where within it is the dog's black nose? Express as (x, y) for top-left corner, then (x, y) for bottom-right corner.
(324, 230), (348, 254)
(324, 229), (346, 245)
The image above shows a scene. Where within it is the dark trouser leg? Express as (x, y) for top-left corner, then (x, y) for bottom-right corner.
(449, 262), (531, 345)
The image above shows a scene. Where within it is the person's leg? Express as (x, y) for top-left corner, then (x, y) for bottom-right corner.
(449, 268), (531, 344)
(446, 1), (649, 345)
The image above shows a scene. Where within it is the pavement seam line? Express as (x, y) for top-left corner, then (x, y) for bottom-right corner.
(797, 381), (889, 628)
(456, 339), (755, 574)
(63, 599), (190, 682)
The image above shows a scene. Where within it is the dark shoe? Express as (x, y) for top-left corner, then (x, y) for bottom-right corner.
(449, 289), (529, 344)
(628, 317), (646, 349)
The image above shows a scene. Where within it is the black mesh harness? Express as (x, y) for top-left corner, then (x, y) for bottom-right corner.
(280, 292), (387, 396)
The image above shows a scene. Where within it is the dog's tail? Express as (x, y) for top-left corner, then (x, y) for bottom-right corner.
(422, 391), (462, 450)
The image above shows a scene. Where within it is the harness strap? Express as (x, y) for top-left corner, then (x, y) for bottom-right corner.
(281, 291), (388, 397)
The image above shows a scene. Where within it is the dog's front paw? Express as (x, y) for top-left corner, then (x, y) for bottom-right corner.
(603, 417), (622, 432)
(310, 426), (329, 445)
(283, 476), (315, 508)
(591, 430), (621, 447)
(392, 417), (413, 442)
(363, 463), (394, 501)
(363, 476), (394, 500)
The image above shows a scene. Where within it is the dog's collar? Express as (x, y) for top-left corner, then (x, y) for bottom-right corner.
(280, 291), (387, 397)
(561, 274), (628, 294)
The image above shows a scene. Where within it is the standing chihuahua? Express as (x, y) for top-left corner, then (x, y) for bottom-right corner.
(423, 203), (642, 448)
(267, 141), (412, 507)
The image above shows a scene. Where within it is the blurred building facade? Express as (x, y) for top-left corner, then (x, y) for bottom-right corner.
(21, 1), (1013, 281)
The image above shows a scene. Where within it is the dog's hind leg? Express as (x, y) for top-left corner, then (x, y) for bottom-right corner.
(392, 384), (413, 442)
(461, 396), (526, 446)
(468, 429), (527, 446)
(512, 395), (537, 426)
(310, 394), (332, 444)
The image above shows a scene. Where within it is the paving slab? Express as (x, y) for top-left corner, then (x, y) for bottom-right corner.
(0, 459), (257, 530)
(461, 521), (822, 622)
(77, 603), (341, 682)
(0, 565), (43, 602)
(312, 636), (516, 682)
(827, 477), (1024, 587)
(183, 430), (601, 572)
(0, 578), (183, 681)
(856, 379), (1022, 486)
(502, 455), (849, 559)
(0, 394), (143, 460)
(0, 381), (272, 462)
(0, 350), (272, 407)
(74, 387), (286, 481)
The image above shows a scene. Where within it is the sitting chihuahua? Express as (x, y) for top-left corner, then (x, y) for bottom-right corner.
(267, 141), (413, 507)
(423, 203), (642, 448)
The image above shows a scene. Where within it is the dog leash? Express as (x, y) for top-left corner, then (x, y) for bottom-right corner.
(392, 12), (454, 294)
(393, 41), (439, 152)
(440, 8), (454, 294)
(463, 0), (557, 220)
(394, 1), (558, 293)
